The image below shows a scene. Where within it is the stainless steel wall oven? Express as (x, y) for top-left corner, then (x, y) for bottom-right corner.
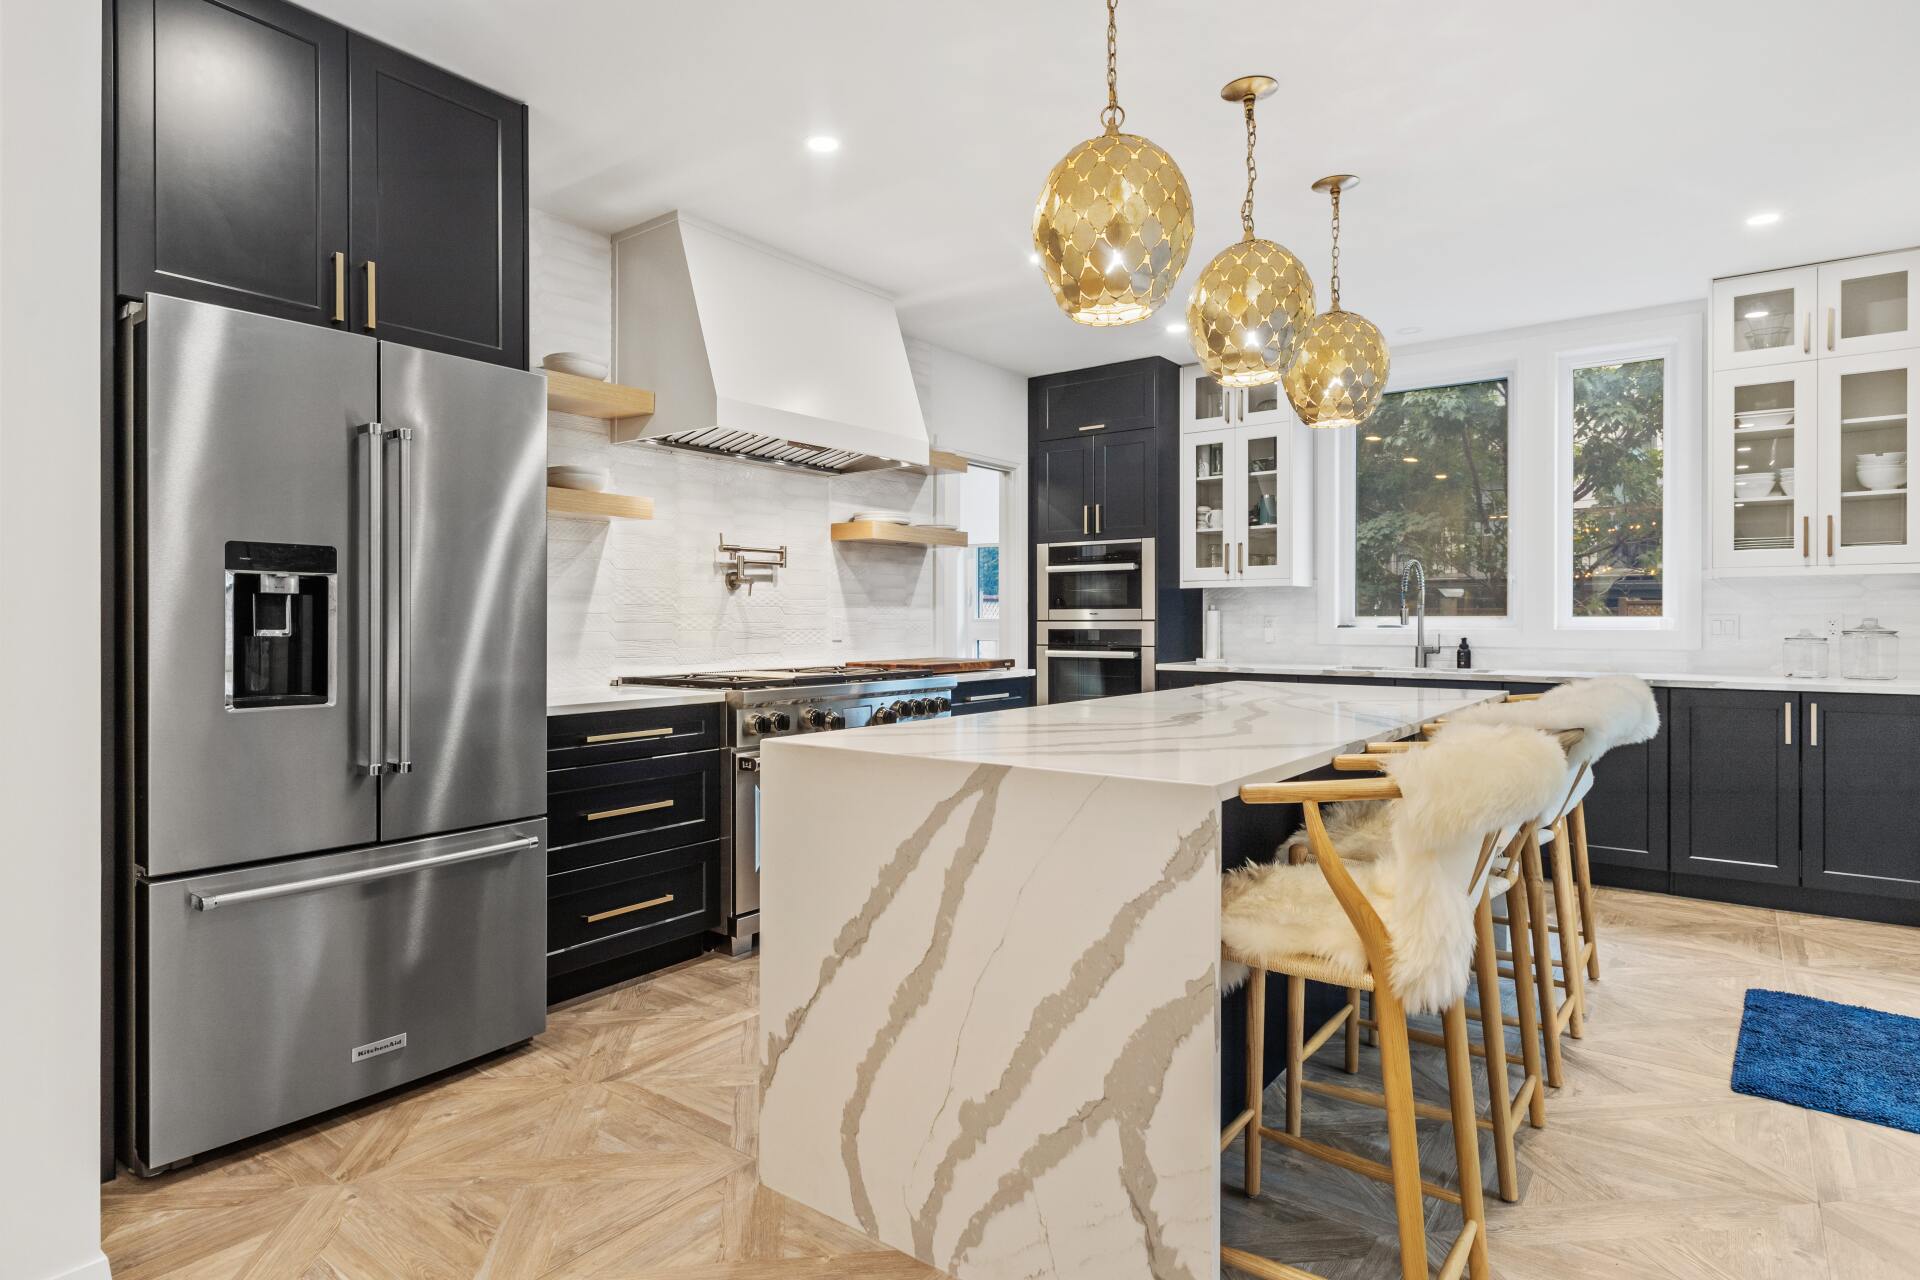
(1037, 537), (1155, 622)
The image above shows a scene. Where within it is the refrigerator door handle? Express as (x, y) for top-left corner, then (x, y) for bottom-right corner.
(389, 425), (415, 774)
(188, 835), (540, 911)
(363, 422), (386, 777)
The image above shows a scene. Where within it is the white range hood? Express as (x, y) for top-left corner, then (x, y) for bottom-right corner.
(609, 212), (930, 473)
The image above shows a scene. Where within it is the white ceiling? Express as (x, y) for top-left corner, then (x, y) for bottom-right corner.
(313, 0), (1920, 376)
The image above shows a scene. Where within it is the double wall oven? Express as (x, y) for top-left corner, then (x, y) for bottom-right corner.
(1037, 537), (1157, 703)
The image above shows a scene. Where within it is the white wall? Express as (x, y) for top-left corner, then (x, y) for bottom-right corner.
(0, 1), (112, 1277)
(534, 213), (1026, 689)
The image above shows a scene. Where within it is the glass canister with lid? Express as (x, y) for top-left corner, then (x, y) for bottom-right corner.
(1783, 629), (1830, 679)
(1840, 617), (1899, 681)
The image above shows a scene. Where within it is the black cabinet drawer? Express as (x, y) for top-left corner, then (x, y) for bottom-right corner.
(548, 702), (723, 767)
(547, 751), (723, 866)
(951, 677), (1034, 715)
(547, 842), (720, 974)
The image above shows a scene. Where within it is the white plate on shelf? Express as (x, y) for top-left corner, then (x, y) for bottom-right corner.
(849, 511), (913, 525)
(1735, 408), (1795, 428)
(541, 352), (609, 380)
(912, 522), (958, 531)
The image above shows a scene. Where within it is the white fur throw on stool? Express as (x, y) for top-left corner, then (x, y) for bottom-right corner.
(1221, 723), (1570, 1015)
(1447, 675), (1659, 771)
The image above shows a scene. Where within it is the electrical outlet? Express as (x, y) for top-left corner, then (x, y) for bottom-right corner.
(1261, 616), (1277, 645)
(1707, 614), (1739, 641)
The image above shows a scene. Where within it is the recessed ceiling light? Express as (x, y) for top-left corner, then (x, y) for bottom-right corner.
(1433, 472), (1449, 480)
(1397, 325), (1423, 336)
(1164, 321), (1186, 334)
(805, 135), (841, 154)
(1027, 251), (1041, 266)
(1746, 210), (1781, 227)
(1743, 309), (1770, 319)
(1402, 456), (1419, 464)
(1363, 434), (1383, 443)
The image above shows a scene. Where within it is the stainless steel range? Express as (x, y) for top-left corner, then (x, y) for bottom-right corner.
(611, 667), (957, 954)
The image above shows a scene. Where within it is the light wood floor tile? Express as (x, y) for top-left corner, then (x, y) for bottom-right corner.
(103, 892), (1920, 1279)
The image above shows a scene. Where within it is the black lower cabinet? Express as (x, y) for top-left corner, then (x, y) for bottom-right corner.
(1802, 692), (1920, 900)
(1670, 689), (1801, 887)
(1577, 687), (1670, 878)
(950, 676), (1034, 716)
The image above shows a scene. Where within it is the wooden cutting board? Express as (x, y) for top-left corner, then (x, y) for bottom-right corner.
(848, 658), (1016, 674)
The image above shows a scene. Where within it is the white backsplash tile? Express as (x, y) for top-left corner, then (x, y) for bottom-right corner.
(533, 213), (937, 691)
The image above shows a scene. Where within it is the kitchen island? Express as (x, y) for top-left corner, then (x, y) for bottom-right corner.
(757, 680), (1499, 1280)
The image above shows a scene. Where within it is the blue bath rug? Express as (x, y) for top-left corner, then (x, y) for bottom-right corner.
(1731, 989), (1920, 1134)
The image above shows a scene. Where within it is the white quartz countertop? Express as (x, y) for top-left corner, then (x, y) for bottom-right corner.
(765, 680), (1497, 801)
(546, 686), (728, 716)
(1159, 659), (1920, 697)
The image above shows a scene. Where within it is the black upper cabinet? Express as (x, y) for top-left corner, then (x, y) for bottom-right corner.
(1670, 688), (1801, 887)
(115, 0), (528, 368)
(117, 0), (349, 325)
(1087, 432), (1155, 539)
(346, 36), (527, 367)
(1802, 693), (1920, 900)
(1031, 360), (1161, 440)
(1034, 436), (1095, 541)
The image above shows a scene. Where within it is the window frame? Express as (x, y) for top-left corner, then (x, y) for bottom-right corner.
(1315, 304), (1704, 653)
(933, 455), (1023, 662)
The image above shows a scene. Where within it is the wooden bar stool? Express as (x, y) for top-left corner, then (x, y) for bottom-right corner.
(1220, 724), (1570, 1280)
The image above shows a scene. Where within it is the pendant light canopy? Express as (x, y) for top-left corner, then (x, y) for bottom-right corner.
(1032, 0), (1194, 327)
(1285, 175), (1392, 428)
(1187, 76), (1315, 388)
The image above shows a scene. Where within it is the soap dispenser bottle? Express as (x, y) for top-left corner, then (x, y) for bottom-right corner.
(1456, 637), (1472, 670)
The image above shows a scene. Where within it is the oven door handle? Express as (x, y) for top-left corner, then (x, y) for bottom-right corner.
(1044, 562), (1140, 573)
(1043, 648), (1140, 660)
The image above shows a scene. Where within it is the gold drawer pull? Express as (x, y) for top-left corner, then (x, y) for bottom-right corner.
(584, 798), (674, 822)
(584, 893), (674, 924)
(584, 726), (675, 743)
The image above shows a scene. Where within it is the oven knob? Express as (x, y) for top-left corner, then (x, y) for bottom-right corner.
(931, 696), (951, 714)
(770, 712), (792, 732)
(890, 700), (911, 719)
(746, 712), (774, 735)
(827, 711), (846, 729)
(871, 706), (896, 725)
(804, 707), (831, 729)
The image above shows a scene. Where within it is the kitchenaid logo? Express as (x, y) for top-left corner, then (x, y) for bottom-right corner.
(351, 1032), (407, 1063)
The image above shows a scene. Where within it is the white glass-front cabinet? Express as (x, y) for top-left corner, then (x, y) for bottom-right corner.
(1712, 266), (1818, 370)
(1178, 366), (1312, 587)
(1816, 249), (1920, 359)
(1711, 352), (1920, 572)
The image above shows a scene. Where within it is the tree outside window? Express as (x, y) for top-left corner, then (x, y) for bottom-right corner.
(1570, 358), (1665, 618)
(1353, 379), (1510, 618)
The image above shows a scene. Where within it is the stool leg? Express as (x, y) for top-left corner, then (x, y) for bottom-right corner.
(1443, 999), (1494, 1280)
(1374, 988), (1430, 1280)
(1344, 987), (1362, 1074)
(1244, 968), (1265, 1199)
(1504, 876), (1548, 1128)
(1522, 827), (1566, 1089)
(1473, 892), (1520, 1202)
(1572, 801), (1601, 982)
(1285, 974), (1306, 1137)
(1550, 817), (1589, 1039)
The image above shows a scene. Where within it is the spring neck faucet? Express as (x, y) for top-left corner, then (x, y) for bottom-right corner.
(1398, 559), (1444, 669)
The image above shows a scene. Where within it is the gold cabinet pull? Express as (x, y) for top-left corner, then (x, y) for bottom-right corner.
(1093, 503), (1101, 533)
(584, 893), (674, 924)
(1802, 515), (1810, 558)
(1827, 306), (1836, 352)
(365, 259), (378, 330)
(1810, 701), (1819, 747)
(1077, 422), (1107, 431)
(585, 798), (673, 822)
(332, 251), (346, 323)
(584, 726), (674, 744)
(1827, 513), (1835, 558)
(1803, 310), (1812, 354)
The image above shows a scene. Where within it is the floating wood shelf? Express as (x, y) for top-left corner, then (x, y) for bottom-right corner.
(547, 487), (654, 520)
(830, 520), (966, 548)
(544, 370), (656, 421)
(897, 448), (969, 476)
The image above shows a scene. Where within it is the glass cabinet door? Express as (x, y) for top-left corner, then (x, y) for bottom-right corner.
(1820, 350), (1920, 567)
(1180, 364), (1233, 432)
(1819, 250), (1920, 359)
(1238, 424), (1293, 582)
(1712, 267), (1818, 370)
(1711, 366), (1818, 570)
(1178, 426), (1234, 585)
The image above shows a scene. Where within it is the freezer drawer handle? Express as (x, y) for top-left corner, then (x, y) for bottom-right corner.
(585, 798), (674, 822)
(1044, 648), (1139, 660)
(188, 835), (539, 911)
(584, 726), (675, 744)
(584, 893), (675, 924)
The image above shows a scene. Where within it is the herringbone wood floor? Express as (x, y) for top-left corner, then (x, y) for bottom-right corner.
(103, 889), (1920, 1278)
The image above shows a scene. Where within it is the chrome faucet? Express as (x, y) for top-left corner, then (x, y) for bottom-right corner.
(1398, 558), (1445, 669)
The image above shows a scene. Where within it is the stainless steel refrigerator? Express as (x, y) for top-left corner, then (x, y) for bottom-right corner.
(122, 295), (548, 1173)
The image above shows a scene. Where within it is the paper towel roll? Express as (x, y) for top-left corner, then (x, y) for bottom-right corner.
(1203, 606), (1223, 661)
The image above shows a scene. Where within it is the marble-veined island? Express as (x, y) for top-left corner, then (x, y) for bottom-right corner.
(757, 680), (1499, 1280)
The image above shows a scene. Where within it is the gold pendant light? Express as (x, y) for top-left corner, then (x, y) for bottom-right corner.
(1186, 76), (1315, 387)
(1032, 0), (1193, 326)
(1285, 175), (1391, 428)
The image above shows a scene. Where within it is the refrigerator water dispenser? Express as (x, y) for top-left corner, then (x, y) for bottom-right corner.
(224, 540), (337, 709)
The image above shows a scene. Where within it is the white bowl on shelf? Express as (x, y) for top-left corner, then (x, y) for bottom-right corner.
(1857, 465), (1908, 491)
(541, 352), (610, 380)
(547, 465), (612, 492)
(1778, 467), (1796, 497)
(1733, 472), (1777, 500)
(849, 510), (913, 525)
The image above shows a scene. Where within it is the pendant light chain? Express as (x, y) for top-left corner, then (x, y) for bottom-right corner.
(1239, 95), (1257, 240)
(1100, 0), (1125, 132)
(1328, 183), (1342, 309)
